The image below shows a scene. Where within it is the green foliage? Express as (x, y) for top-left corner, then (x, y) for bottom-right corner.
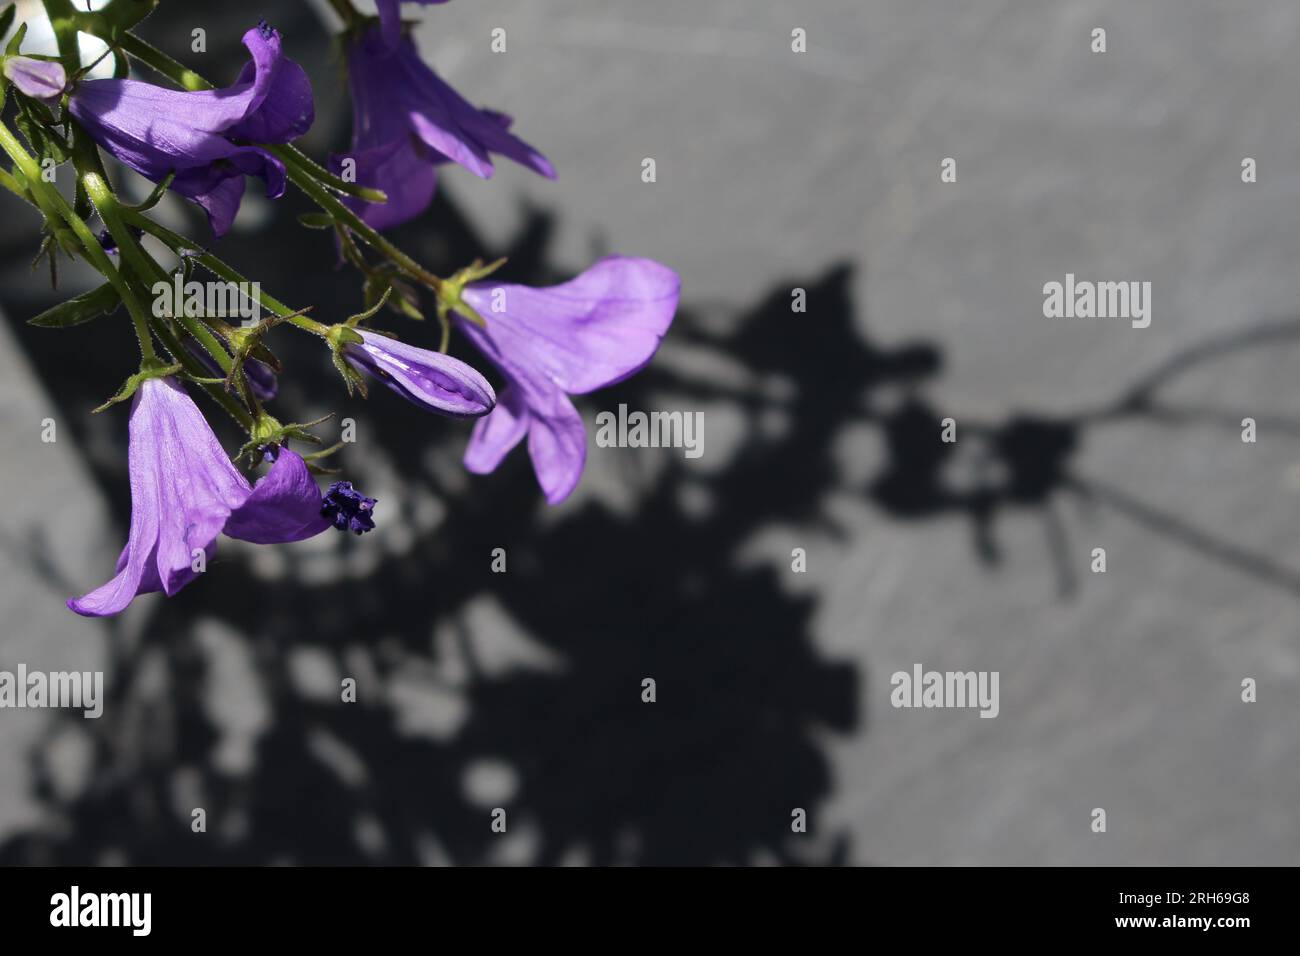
(28, 281), (121, 327)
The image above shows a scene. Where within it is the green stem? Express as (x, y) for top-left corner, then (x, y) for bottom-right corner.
(0, 121), (157, 361)
(86, 188), (254, 431)
(0, 160), (77, 252)
(113, 30), (209, 92)
(37, 0), (253, 430)
(41, 0), (81, 65)
(279, 155), (445, 294)
(0, 166), (28, 200)
(279, 143), (388, 204)
(70, 127), (235, 374)
(121, 208), (332, 338)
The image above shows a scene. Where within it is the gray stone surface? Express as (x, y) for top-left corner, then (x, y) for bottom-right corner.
(1, 0), (1298, 864)
(404, 0), (1300, 864)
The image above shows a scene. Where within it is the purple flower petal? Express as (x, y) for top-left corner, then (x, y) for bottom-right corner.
(375, 0), (452, 51)
(224, 449), (331, 544)
(465, 378), (586, 505)
(523, 391), (588, 505)
(68, 379), (337, 617)
(67, 23), (312, 236)
(223, 25), (315, 143)
(183, 174), (246, 239)
(340, 24), (552, 230)
(457, 257), (680, 503)
(169, 146), (286, 237)
(463, 384), (529, 474)
(407, 65), (556, 180)
(343, 329), (495, 417)
(68, 378), (249, 617)
(69, 82), (246, 177)
(332, 137), (437, 231)
(4, 56), (67, 101)
(243, 357), (280, 403)
(460, 257), (679, 395)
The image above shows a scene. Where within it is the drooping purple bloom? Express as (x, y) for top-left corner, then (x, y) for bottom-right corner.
(333, 24), (554, 231)
(68, 377), (338, 617)
(184, 337), (279, 402)
(456, 257), (680, 504)
(4, 56), (67, 102)
(375, 0), (451, 52)
(342, 328), (495, 417)
(67, 22), (314, 237)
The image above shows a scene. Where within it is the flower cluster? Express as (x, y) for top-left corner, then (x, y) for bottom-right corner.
(1, 0), (678, 618)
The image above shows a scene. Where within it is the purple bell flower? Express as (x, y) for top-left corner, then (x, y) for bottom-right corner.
(456, 257), (680, 504)
(374, 0), (451, 52)
(333, 24), (554, 231)
(68, 377), (338, 617)
(341, 329), (495, 417)
(67, 22), (314, 237)
(4, 56), (67, 102)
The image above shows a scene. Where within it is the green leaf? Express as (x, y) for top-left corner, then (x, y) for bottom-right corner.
(0, 6), (16, 43)
(28, 282), (121, 328)
(346, 286), (391, 327)
(128, 171), (173, 212)
(98, 0), (159, 33)
(13, 105), (40, 152)
(15, 101), (68, 166)
(93, 360), (183, 413)
(330, 344), (367, 398)
(362, 274), (387, 311)
(5, 21), (26, 56)
(297, 212), (334, 230)
(390, 279), (424, 320)
(74, 177), (91, 220)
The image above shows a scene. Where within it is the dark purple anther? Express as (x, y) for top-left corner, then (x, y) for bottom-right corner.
(321, 481), (377, 535)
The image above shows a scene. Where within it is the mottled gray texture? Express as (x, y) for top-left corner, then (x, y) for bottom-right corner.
(1, 0), (1298, 864)
(400, 0), (1300, 865)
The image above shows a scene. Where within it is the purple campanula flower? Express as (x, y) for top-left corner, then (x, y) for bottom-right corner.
(375, 0), (451, 52)
(3, 56), (67, 102)
(342, 328), (495, 417)
(68, 377), (342, 617)
(67, 22), (314, 237)
(455, 257), (680, 504)
(333, 24), (554, 231)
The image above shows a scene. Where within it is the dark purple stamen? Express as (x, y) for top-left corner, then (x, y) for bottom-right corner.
(257, 19), (275, 41)
(321, 481), (377, 535)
